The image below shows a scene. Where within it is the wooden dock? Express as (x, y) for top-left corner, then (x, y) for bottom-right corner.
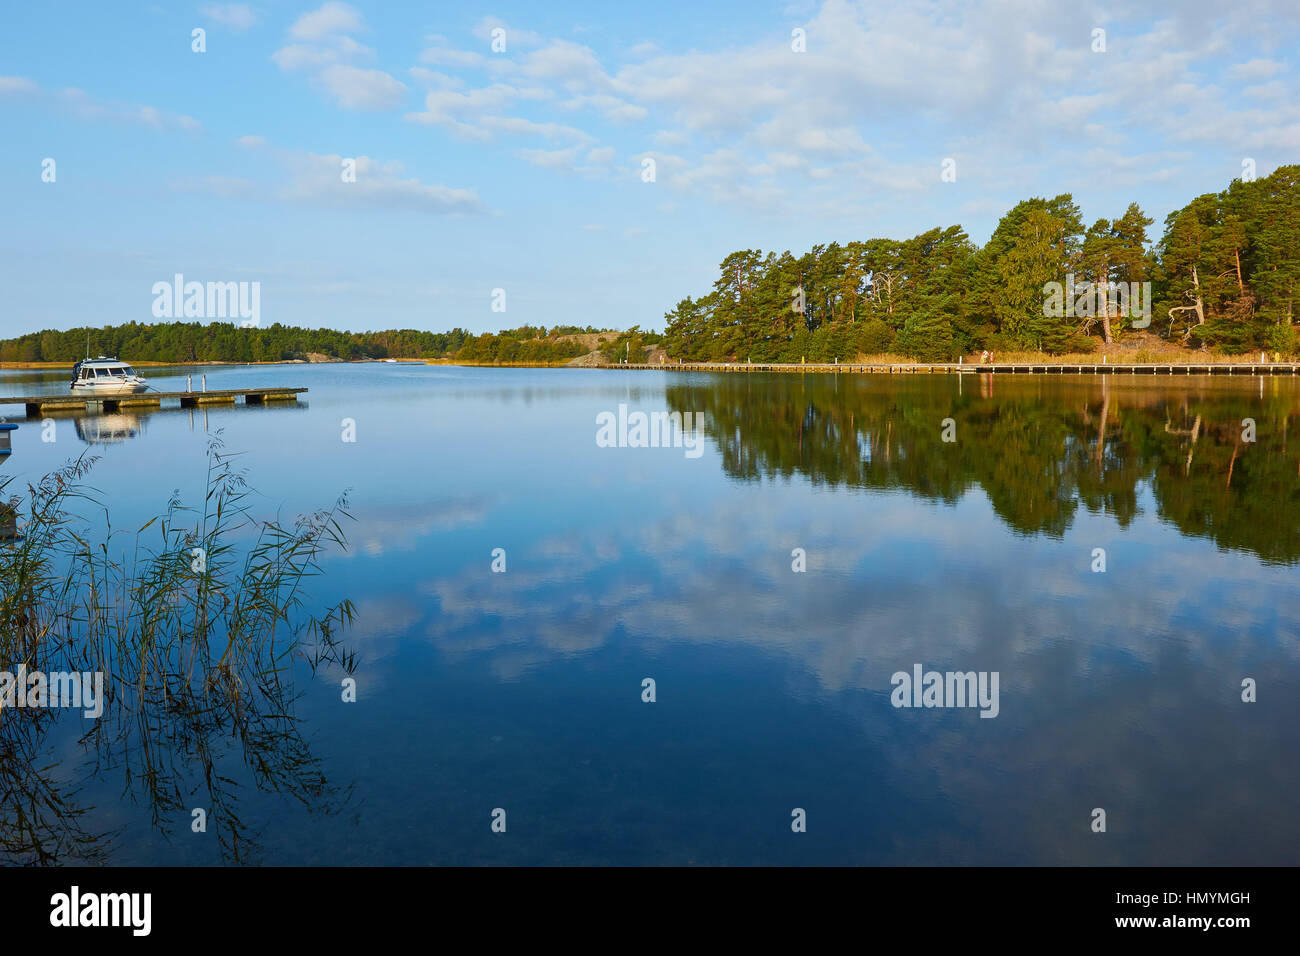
(0, 387), (307, 417)
(612, 362), (1300, 376)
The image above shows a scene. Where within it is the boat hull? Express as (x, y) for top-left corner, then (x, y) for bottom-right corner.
(70, 381), (149, 397)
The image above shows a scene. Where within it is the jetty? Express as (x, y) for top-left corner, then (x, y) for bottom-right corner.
(611, 362), (1300, 376)
(0, 387), (307, 418)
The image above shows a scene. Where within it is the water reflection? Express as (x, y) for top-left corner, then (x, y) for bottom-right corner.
(2, 367), (1296, 865)
(0, 661), (353, 865)
(30, 400), (309, 447)
(666, 373), (1300, 564)
(0, 444), (355, 865)
(390, 372), (1298, 864)
(73, 411), (144, 444)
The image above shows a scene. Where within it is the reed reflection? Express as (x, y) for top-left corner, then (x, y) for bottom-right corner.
(0, 435), (357, 864)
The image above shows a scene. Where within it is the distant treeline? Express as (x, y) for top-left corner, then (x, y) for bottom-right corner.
(0, 323), (614, 365)
(661, 165), (1300, 362)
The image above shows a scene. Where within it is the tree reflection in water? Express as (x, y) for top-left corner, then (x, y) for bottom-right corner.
(667, 374), (1300, 564)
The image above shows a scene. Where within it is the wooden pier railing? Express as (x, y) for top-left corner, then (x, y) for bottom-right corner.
(605, 362), (1300, 376)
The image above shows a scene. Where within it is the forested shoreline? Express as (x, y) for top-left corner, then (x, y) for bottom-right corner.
(4, 166), (1297, 367)
(0, 323), (611, 365)
(661, 165), (1300, 362)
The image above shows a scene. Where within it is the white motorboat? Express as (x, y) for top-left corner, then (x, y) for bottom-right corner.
(70, 357), (149, 396)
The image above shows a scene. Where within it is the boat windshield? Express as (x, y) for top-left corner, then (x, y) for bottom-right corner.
(74, 364), (137, 380)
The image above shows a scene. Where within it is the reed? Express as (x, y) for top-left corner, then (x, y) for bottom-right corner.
(0, 433), (357, 864)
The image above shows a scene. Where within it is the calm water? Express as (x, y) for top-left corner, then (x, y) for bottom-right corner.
(2, 363), (1298, 865)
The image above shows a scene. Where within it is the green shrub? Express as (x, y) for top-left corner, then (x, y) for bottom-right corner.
(856, 319), (894, 355)
(1264, 323), (1298, 357)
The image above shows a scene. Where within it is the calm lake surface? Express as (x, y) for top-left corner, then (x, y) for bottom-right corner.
(1, 363), (1297, 865)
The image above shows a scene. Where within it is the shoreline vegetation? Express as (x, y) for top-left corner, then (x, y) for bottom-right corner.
(0, 439), (356, 863)
(656, 165), (1300, 365)
(3, 166), (1296, 370)
(0, 358), (425, 370)
(3, 338), (1293, 371)
(3, 342), (1295, 371)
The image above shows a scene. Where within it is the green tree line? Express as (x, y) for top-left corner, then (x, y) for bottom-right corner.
(661, 165), (1300, 362)
(0, 322), (610, 365)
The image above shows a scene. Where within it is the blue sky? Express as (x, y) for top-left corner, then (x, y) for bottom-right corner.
(2, 0), (1299, 337)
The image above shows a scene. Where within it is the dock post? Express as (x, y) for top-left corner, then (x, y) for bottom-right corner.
(187, 374), (192, 393)
(202, 374), (207, 392)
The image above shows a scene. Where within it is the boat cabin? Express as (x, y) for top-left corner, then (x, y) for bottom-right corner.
(73, 358), (139, 382)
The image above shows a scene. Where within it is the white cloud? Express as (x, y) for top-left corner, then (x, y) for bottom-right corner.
(1227, 58), (1285, 82)
(210, 144), (486, 214)
(272, 3), (404, 111)
(1242, 80), (1287, 101)
(471, 16), (543, 48)
(254, 0), (1300, 225)
(404, 84), (585, 142)
(517, 146), (583, 169)
(407, 67), (464, 89)
(280, 152), (484, 213)
(559, 93), (646, 123)
(0, 75), (38, 94)
(199, 3), (258, 31)
(56, 87), (200, 131)
(516, 143), (615, 179)
(317, 65), (407, 110)
(288, 1), (362, 41)
(519, 39), (611, 91)
(271, 43), (340, 72)
(419, 46), (487, 69)
(481, 115), (589, 141)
